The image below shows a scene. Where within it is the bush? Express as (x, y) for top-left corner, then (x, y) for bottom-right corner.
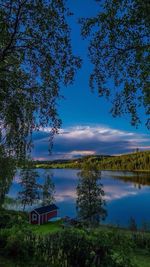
(133, 232), (150, 251)
(34, 228), (136, 267)
(0, 224), (34, 260)
(0, 223), (136, 267)
(0, 209), (28, 228)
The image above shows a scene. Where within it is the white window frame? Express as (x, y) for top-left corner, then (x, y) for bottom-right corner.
(32, 213), (37, 221)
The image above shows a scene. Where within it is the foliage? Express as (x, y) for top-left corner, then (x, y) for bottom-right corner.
(80, 0), (150, 128)
(42, 172), (55, 206)
(0, 0), (81, 159)
(34, 151), (150, 171)
(76, 162), (107, 226)
(133, 232), (150, 251)
(18, 163), (40, 210)
(134, 249), (150, 267)
(95, 151), (150, 172)
(0, 226), (136, 267)
(30, 221), (62, 235)
(0, 209), (28, 229)
(0, 223), (34, 260)
(2, 210), (150, 267)
(129, 217), (137, 232)
(0, 145), (15, 208)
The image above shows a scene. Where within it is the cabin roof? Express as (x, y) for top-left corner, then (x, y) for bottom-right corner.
(33, 204), (58, 215)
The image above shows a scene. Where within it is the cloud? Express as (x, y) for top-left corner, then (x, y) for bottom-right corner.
(32, 125), (150, 160)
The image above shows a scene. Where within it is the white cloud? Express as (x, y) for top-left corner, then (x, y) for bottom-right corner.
(32, 125), (150, 160)
(69, 150), (95, 156)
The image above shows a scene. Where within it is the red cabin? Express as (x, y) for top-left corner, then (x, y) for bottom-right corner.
(29, 204), (58, 225)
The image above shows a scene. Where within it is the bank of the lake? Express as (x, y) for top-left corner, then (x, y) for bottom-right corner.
(1, 218), (150, 267)
(8, 169), (150, 228)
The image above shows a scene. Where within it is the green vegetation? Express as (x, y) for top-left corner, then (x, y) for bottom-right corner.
(42, 173), (55, 206)
(29, 220), (62, 235)
(0, 146), (15, 208)
(0, 0), (81, 160)
(0, 209), (28, 229)
(0, 256), (18, 267)
(18, 166), (40, 210)
(77, 162), (106, 225)
(35, 151), (150, 172)
(80, 0), (150, 128)
(96, 151), (150, 171)
(135, 250), (150, 267)
(0, 224), (135, 267)
(0, 0), (149, 265)
(1, 209), (150, 267)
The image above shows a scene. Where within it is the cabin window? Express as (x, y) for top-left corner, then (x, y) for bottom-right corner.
(32, 213), (37, 221)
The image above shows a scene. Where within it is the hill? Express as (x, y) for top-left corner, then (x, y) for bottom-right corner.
(35, 151), (150, 171)
(94, 151), (150, 171)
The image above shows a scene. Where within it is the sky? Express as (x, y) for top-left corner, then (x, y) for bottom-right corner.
(32, 0), (150, 160)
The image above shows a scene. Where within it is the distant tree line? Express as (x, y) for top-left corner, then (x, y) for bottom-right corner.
(34, 151), (150, 171)
(95, 151), (150, 171)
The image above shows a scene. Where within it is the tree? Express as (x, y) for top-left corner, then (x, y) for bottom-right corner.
(0, 145), (15, 208)
(18, 164), (40, 210)
(42, 173), (55, 206)
(76, 162), (106, 226)
(129, 217), (137, 232)
(80, 0), (150, 128)
(0, 0), (81, 159)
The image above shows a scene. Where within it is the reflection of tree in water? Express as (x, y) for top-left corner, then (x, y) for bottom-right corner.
(0, 146), (15, 208)
(112, 172), (150, 188)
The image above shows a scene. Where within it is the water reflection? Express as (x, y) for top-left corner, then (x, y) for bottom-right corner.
(111, 172), (150, 187)
(7, 169), (150, 226)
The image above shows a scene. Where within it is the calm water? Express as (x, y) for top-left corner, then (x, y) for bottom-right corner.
(8, 169), (150, 227)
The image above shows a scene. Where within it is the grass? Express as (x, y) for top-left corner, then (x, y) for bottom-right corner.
(29, 220), (63, 235)
(29, 221), (150, 267)
(1, 222), (150, 267)
(134, 249), (150, 267)
(0, 221), (63, 266)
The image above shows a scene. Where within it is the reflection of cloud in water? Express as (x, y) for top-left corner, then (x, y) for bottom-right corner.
(104, 185), (138, 201)
(8, 169), (150, 225)
(54, 184), (139, 203)
(10, 169), (150, 209)
(55, 189), (76, 202)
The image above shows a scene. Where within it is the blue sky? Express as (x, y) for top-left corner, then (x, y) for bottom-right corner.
(32, 0), (150, 160)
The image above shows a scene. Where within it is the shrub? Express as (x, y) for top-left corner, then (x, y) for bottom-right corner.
(0, 209), (28, 228)
(1, 224), (136, 267)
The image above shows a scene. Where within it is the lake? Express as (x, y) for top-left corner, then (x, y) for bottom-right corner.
(8, 169), (150, 228)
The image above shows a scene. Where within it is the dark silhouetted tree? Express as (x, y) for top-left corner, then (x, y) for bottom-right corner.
(0, 0), (81, 159)
(76, 162), (107, 226)
(0, 145), (15, 208)
(80, 0), (150, 128)
(18, 164), (40, 210)
(42, 173), (55, 206)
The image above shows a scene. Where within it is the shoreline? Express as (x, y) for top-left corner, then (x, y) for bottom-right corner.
(35, 165), (150, 173)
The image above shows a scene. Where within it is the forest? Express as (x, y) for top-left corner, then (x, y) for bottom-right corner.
(35, 151), (150, 171)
